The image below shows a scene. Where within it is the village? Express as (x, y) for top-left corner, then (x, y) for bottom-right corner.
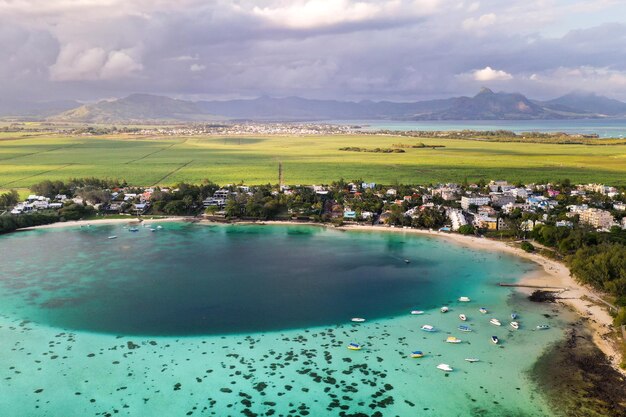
(4, 179), (625, 236)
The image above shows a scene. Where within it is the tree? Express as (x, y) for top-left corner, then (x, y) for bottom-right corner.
(0, 190), (19, 208)
(458, 224), (475, 235)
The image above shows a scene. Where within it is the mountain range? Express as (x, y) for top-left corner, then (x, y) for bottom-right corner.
(3, 88), (626, 123)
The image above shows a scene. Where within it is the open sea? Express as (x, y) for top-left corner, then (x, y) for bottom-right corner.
(328, 118), (626, 138)
(0, 223), (569, 416)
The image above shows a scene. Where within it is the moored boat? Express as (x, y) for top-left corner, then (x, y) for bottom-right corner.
(351, 317), (366, 323)
(491, 335), (499, 344)
(458, 296), (471, 302)
(479, 307), (488, 314)
(510, 321), (519, 330)
(511, 313), (518, 320)
(489, 318), (501, 326)
(410, 351), (424, 358)
(458, 325), (472, 332)
(421, 324), (436, 332)
(410, 310), (424, 315)
(464, 358), (480, 363)
(129, 227), (139, 232)
(459, 314), (467, 321)
(347, 343), (362, 350)
(536, 324), (550, 330)
(446, 336), (462, 344)
(108, 236), (117, 239)
(437, 363), (453, 372)
(440, 306), (449, 313)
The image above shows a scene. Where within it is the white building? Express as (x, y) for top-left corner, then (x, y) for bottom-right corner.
(461, 195), (490, 210)
(447, 209), (467, 231)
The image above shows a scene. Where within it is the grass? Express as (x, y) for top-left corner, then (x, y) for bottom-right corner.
(0, 133), (625, 190)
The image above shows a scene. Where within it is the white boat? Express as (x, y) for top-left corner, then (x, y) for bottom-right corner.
(437, 363), (453, 372)
(510, 321), (519, 330)
(440, 306), (449, 313)
(446, 336), (462, 344)
(489, 318), (502, 326)
(404, 259), (411, 264)
(536, 324), (550, 330)
(410, 310), (424, 315)
(351, 317), (366, 323)
(491, 335), (499, 344)
(150, 228), (157, 232)
(464, 358), (480, 363)
(511, 313), (518, 320)
(458, 296), (471, 302)
(421, 324), (436, 332)
(479, 307), (488, 314)
(108, 236), (117, 239)
(157, 225), (163, 229)
(459, 314), (467, 321)
(458, 325), (472, 332)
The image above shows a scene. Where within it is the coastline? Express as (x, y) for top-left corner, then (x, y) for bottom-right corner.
(13, 216), (623, 372)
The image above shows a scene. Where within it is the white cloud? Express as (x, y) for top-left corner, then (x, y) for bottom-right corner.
(472, 66), (513, 81)
(50, 44), (142, 81)
(251, 0), (440, 29)
(462, 13), (496, 30)
(190, 63), (206, 72)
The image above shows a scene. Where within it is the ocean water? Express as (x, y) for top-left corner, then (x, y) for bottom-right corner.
(0, 224), (568, 416)
(329, 118), (626, 138)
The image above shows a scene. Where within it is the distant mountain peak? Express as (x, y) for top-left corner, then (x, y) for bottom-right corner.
(477, 87), (495, 96)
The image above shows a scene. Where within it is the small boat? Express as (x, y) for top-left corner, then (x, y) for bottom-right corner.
(129, 227), (139, 232)
(347, 343), (362, 350)
(351, 317), (366, 323)
(459, 314), (467, 321)
(491, 335), (499, 344)
(157, 225), (163, 229)
(108, 236), (117, 239)
(410, 310), (424, 315)
(446, 336), (462, 344)
(421, 324), (436, 332)
(410, 351), (424, 358)
(510, 321), (519, 330)
(458, 296), (471, 302)
(440, 306), (449, 313)
(437, 363), (453, 372)
(458, 325), (472, 332)
(490, 318), (502, 326)
(479, 307), (488, 314)
(150, 228), (156, 232)
(536, 324), (550, 330)
(404, 259), (410, 264)
(464, 358), (480, 363)
(511, 313), (518, 320)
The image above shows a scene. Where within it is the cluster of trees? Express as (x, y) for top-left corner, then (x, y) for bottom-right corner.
(339, 147), (405, 153)
(0, 190), (19, 209)
(30, 178), (124, 198)
(0, 203), (94, 234)
(150, 182), (220, 215)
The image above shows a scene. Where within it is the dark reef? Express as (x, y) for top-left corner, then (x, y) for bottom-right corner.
(532, 323), (626, 417)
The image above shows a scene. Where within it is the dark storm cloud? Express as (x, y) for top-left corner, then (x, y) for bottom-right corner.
(1, 0), (626, 101)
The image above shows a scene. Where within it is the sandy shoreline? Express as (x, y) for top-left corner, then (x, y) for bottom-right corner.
(13, 217), (624, 371)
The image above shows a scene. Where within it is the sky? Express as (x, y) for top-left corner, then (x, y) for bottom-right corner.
(2, 0), (626, 102)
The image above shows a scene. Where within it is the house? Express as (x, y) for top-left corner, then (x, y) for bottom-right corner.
(614, 202), (626, 211)
(475, 216), (504, 230)
(510, 188), (528, 199)
(361, 182), (376, 190)
(386, 188), (397, 196)
(478, 205), (496, 217)
(556, 220), (573, 228)
(491, 193), (516, 208)
(343, 210), (357, 219)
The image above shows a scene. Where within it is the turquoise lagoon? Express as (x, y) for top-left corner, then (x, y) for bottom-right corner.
(0, 224), (567, 416)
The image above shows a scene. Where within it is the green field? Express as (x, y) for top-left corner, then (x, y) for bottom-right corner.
(1, 133), (626, 191)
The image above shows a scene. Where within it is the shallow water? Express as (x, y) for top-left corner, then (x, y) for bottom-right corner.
(0, 224), (568, 416)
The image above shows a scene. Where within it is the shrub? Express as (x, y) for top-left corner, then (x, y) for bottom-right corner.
(521, 241), (535, 253)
